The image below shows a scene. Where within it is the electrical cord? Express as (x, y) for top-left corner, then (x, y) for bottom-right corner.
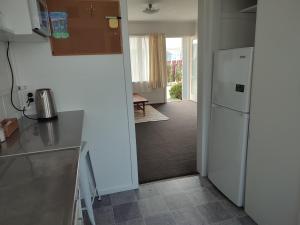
(6, 42), (38, 121)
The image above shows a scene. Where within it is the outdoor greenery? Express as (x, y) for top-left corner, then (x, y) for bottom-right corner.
(175, 65), (183, 82)
(167, 62), (183, 83)
(169, 82), (182, 100)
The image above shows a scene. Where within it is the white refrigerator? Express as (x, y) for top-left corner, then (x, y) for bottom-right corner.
(208, 47), (254, 207)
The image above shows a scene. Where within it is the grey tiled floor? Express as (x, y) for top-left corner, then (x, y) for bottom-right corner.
(84, 175), (257, 225)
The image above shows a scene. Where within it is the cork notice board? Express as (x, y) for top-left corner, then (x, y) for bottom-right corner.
(47, 0), (123, 55)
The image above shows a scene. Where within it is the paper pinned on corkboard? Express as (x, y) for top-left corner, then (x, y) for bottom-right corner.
(47, 0), (123, 56)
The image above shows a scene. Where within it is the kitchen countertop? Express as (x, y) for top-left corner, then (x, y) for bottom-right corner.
(0, 110), (84, 225)
(0, 149), (80, 225)
(0, 110), (84, 158)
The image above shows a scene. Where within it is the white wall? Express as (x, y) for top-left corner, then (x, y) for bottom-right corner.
(12, 41), (138, 194)
(128, 21), (197, 37)
(0, 42), (10, 94)
(197, 0), (256, 175)
(0, 41), (20, 120)
(10, 0), (138, 195)
(245, 0), (300, 224)
(219, 0), (257, 49)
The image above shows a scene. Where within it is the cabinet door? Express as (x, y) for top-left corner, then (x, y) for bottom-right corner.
(208, 104), (249, 206)
(0, 0), (32, 34)
(47, 0), (123, 55)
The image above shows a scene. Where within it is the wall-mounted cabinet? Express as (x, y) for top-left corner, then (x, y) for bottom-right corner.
(0, 0), (47, 42)
(0, 12), (14, 34)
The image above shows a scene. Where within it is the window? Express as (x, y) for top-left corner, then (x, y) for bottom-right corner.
(129, 36), (149, 82)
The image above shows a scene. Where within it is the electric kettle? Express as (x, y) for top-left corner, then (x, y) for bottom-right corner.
(35, 88), (58, 120)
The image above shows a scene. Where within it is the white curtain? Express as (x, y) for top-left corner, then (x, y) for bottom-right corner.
(149, 33), (167, 89)
(129, 36), (149, 83)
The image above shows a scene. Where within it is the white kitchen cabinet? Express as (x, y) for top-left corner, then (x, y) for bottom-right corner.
(79, 142), (97, 225)
(0, 0), (47, 42)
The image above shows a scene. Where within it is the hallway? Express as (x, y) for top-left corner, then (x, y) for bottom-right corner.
(135, 101), (197, 183)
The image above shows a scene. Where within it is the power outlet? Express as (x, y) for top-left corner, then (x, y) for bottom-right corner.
(26, 92), (34, 106)
(17, 86), (37, 115)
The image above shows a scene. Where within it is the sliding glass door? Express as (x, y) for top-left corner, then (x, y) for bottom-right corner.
(166, 38), (183, 102)
(190, 38), (198, 102)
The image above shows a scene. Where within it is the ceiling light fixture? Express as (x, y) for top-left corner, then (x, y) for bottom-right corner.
(143, 1), (160, 14)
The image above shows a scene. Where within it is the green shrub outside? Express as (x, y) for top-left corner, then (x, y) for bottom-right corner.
(169, 83), (182, 100)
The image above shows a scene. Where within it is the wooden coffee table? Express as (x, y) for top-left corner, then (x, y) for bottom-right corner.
(133, 93), (148, 116)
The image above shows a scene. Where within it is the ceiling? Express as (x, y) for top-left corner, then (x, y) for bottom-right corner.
(127, 0), (198, 22)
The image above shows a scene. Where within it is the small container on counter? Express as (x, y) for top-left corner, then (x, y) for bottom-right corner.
(0, 118), (19, 138)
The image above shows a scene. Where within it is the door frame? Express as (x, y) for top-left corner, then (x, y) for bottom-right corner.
(121, 0), (221, 185)
(196, 0), (221, 176)
(120, 0), (139, 188)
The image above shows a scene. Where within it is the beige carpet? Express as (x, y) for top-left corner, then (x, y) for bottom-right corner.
(135, 105), (169, 124)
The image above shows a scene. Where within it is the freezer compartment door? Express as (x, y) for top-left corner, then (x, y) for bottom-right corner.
(208, 104), (249, 206)
(212, 47), (254, 113)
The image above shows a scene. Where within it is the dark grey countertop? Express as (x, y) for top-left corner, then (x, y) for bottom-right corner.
(0, 110), (84, 225)
(0, 110), (84, 158)
(0, 149), (80, 225)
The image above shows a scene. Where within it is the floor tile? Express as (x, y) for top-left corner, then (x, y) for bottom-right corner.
(176, 176), (204, 191)
(136, 184), (160, 200)
(155, 179), (182, 195)
(164, 192), (194, 210)
(113, 202), (142, 223)
(116, 218), (146, 225)
(220, 201), (246, 218)
(186, 188), (219, 206)
(82, 211), (92, 225)
(206, 186), (226, 201)
(94, 206), (115, 225)
(237, 216), (257, 225)
(144, 213), (176, 225)
(90, 176), (250, 225)
(210, 218), (241, 225)
(171, 207), (205, 225)
(197, 202), (233, 224)
(138, 196), (169, 217)
(198, 177), (213, 188)
(93, 195), (111, 209)
(110, 190), (137, 206)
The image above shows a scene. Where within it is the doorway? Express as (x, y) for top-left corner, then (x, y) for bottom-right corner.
(126, 0), (199, 183)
